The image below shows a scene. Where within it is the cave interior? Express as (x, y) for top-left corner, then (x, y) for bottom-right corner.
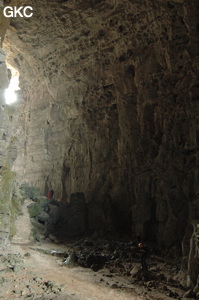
(0, 0), (199, 295)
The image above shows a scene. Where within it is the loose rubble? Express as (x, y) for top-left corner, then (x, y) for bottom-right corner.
(0, 252), (65, 299)
(27, 238), (197, 299)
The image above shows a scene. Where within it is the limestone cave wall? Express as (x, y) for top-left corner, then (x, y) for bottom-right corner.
(0, 37), (22, 245)
(1, 0), (198, 264)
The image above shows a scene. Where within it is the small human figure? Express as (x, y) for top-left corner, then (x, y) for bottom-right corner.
(136, 233), (142, 244)
(47, 189), (54, 200)
(138, 243), (148, 271)
(50, 189), (54, 199)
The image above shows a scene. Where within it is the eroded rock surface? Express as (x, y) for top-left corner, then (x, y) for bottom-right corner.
(0, 0), (198, 289)
(0, 43), (22, 245)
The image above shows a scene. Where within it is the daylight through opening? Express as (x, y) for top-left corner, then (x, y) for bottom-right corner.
(5, 65), (20, 105)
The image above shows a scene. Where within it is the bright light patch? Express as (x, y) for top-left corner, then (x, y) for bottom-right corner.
(5, 88), (17, 104)
(5, 67), (20, 105)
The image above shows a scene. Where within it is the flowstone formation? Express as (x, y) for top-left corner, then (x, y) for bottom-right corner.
(0, 0), (199, 290)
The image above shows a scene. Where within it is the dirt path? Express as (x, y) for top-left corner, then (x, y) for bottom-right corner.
(22, 243), (144, 300)
(12, 199), (33, 244)
(0, 241), (147, 300)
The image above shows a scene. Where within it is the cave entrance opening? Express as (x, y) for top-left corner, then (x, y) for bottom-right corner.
(5, 64), (20, 105)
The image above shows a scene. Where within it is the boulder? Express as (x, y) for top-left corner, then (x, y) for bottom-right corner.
(86, 253), (107, 268)
(28, 202), (43, 218)
(130, 264), (141, 277)
(63, 252), (77, 267)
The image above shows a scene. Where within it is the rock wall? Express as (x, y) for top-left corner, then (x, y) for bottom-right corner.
(0, 45), (10, 244)
(187, 220), (199, 289)
(1, 0), (199, 282)
(0, 42), (22, 244)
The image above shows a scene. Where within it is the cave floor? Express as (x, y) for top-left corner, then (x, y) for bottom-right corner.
(0, 200), (191, 300)
(0, 239), (190, 300)
(0, 241), (144, 300)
